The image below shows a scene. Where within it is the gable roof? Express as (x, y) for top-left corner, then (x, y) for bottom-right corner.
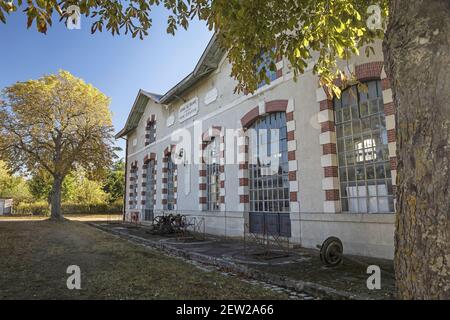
(115, 34), (226, 139)
(115, 90), (162, 139)
(159, 34), (225, 104)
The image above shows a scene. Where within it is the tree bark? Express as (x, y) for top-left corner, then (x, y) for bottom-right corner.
(50, 175), (64, 221)
(383, 0), (450, 299)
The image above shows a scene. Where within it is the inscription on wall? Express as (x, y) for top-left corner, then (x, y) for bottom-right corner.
(179, 97), (199, 123)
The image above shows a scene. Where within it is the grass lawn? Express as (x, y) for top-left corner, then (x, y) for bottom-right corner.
(0, 214), (122, 222)
(0, 219), (288, 300)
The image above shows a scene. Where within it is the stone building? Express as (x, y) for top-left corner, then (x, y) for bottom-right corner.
(116, 35), (396, 259)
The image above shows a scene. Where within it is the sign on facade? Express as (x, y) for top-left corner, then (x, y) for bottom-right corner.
(204, 88), (218, 105)
(179, 97), (199, 123)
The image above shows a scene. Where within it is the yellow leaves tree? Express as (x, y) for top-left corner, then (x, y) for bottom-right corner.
(0, 70), (115, 220)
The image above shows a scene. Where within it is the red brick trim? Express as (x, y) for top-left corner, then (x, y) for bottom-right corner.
(265, 100), (289, 113)
(241, 107), (259, 129)
(202, 126), (223, 142)
(320, 99), (333, 111)
(325, 190), (340, 201)
(239, 178), (249, 187)
(355, 61), (384, 82)
(390, 157), (397, 171)
(199, 127), (226, 210)
(287, 131), (295, 141)
(381, 78), (391, 90)
(239, 195), (249, 203)
(322, 143), (337, 155)
(239, 163), (248, 170)
(145, 115), (157, 146)
(321, 121), (335, 133)
(290, 192), (298, 202)
(286, 111), (294, 122)
(163, 145), (176, 157)
(146, 114), (156, 124)
(288, 151), (296, 161)
(143, 152), (156, 164)
(387, 129), (396, 143)
(324, 166), (338, 178)
(241, 100), (288, 129)
(239, 99), (299, 215)
(288, 171), (297, 181)
(384, 102), (395, 116)
(161, 146), (177, 210)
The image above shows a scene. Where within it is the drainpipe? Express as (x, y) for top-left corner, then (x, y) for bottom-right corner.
(120, 136), (128, 223)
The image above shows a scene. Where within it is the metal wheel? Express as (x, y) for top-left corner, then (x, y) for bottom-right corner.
(320, 237), (343, 266)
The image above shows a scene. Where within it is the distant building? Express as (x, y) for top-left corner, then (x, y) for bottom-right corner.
(0, 198), (13, 215)
(116, 35), (396, 259)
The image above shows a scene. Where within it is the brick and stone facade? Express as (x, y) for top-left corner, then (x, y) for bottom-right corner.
(118, 38), (397, 259)
(316, 61), (397, 213)
(239, 99), (299, 214)
(145, 115), (156, 146)
(140, 152), (157, 210)
(198, 126), (226, 211)
(161, 145), (177, 211)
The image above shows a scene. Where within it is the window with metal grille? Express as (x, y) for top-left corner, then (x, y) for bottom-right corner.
(205, 137), (220, 211)
(146, 121), (156, 145)
(334, 80), (394, 213)
(248, 112), (290, 213)
(167, 155), (176, 210)
(256, 53), (277, 89)
(129, 168), (138, 210)
(145, 160), (156, 210)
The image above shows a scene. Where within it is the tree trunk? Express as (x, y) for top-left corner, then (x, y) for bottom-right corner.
(383, 0), (450, 299)
(50, 175), (64, 221)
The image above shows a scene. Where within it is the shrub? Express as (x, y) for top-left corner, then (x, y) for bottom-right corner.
(13, 201), (123, 216)
(61, 202), (123, 215)
(15, 201), (50, 216)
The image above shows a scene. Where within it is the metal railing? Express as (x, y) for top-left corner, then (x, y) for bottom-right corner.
(244, 222), (290, 258)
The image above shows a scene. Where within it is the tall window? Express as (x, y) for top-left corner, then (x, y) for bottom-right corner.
(248, 112), (290, 236)
(144, 160), (156, 220)
(205, 137), (220, 211)
(129, 168), (138, 210)
(334, 80), (394, 213)
(167, 155), (176, 210)
(145, 120), (156, 145)
(257, 50), (277, 89)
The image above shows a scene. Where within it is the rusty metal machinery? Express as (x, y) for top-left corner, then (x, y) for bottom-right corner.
(319, 236), (344, 266)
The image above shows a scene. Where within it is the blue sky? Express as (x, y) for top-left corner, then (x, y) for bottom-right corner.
(0, 7), (213, 159)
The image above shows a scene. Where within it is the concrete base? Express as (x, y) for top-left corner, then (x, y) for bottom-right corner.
(125, 209), (395, 260)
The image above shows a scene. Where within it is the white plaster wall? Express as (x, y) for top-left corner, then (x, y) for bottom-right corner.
(123, 40), (395, 259)
(298, 213), (395, 259)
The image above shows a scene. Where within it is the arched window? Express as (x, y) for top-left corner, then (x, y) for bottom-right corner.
(248, 112), (290, 236)
(205, 137), (220, 211)
(167, 155), (176, 211)
(129, 166), (138, 210)
(334, 80), (394, 213)
(144, 159), (156, 220)
(145, 117), (156, 146)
